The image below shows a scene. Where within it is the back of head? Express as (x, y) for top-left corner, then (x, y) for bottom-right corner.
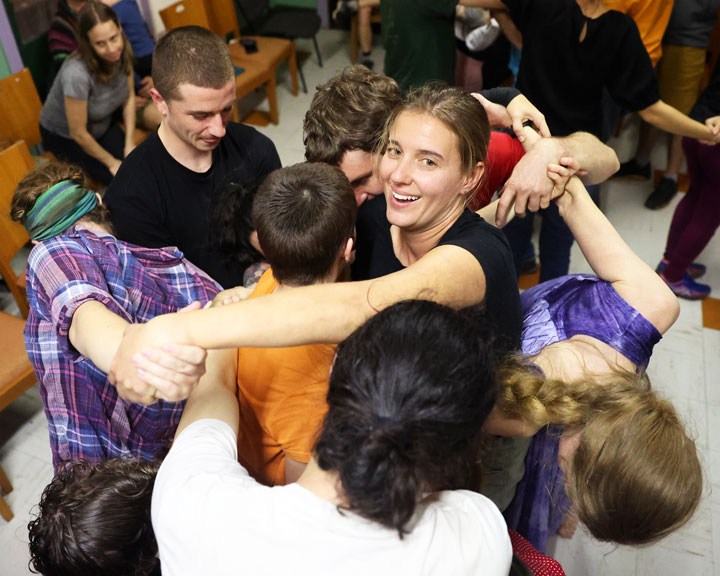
(380, 82), (490, 176)
(152, 26), (233, 101)
(314, 300), (498, 537)
(28, 459), (159, 576)
(252, 162), (357, 286)
(304, 65), (403, 165)
(76, 1), (133, 81)
(11, 160), (112, 241)
(568, 386), (703, 545)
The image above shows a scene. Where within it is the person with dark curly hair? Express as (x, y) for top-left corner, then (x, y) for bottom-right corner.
(151, 300), (512, 575)
(28, 459), (160, 576)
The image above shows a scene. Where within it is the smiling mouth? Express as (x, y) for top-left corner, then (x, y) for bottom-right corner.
(392, 191), (419, 203)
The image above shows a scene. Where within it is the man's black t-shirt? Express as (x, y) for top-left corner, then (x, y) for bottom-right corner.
(105, 123), (281, 288)
(352, 195), (522, 352)
(503, 0), (659, 137)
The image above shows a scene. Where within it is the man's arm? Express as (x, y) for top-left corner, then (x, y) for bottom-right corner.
(173, 348), (239, 438)
(639, 100), (719, 142)
(70, 300), (208, 404)
(495, 130), (619, 226)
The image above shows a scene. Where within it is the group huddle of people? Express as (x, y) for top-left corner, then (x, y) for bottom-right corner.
(12, 2), (716, 575)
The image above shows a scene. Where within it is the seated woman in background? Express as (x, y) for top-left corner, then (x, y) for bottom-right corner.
(39, 1), (136, 185)
(153, 300), (512, 575)
(11, 160), (219, 471)
(485, 129), (702, 551)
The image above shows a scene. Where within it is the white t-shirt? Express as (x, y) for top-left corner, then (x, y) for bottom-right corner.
(152, 419), (512, 576)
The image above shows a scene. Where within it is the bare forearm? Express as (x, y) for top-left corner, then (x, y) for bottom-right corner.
(175, 348), (239, 438)
(71, 128), (118, 167)
(69, 301), (129, 373)
(554, 179), (678, 333)
(547, 132), (619, 184)
(639, 100), (713, 141)
(123, 93), (135, 152)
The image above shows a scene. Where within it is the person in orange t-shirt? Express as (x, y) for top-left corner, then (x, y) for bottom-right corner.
(603, 0), (674, 66)
(233, 162), (357, 486)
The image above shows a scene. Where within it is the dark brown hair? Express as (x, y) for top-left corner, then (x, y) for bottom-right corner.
(303, 65), (404, 165)
(75, 1), (133, 83)
(28, 459), (159, 576)
(252, 162), (357, 286)
(11, 160), (114, 234)
(152, 26), (233, 102)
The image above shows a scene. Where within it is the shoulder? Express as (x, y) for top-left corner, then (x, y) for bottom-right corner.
(439, 210), (512, 258)
(426, 491), (512, 571)
(106, 135), (161, 197)
(223, 122), (277, 152)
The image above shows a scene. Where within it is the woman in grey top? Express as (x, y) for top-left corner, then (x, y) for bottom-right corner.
(39, 2), (136, 185)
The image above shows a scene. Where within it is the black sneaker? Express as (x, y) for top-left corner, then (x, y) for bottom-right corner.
(645, 177), (678, 210)
(614, 158), (651, 180)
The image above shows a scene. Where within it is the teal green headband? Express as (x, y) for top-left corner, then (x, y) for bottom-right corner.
(24, 180), (98, 242)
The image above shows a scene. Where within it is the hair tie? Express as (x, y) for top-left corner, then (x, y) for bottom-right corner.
(24, 180), (98, 242)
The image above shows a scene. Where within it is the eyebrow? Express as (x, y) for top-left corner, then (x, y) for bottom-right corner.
(387, 139), (445, 161)
(349, 171), (373, 187)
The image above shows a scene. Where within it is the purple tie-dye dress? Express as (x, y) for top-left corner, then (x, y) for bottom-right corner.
(504, 274), (662, 552)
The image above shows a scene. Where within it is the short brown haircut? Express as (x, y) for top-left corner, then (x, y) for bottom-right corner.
(11, 160), (114, 234)
(303, 65), (403, 166)
(252, 163), (357, 286)
(152, 26), (233, 102)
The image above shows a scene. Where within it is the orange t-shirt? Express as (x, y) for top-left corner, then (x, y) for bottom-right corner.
(236, 269), (335, 486)
(603, 0), (674, 65)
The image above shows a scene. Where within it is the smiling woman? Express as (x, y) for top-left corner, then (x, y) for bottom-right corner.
(39, 1), (136, 185)
(107, 84), (522, 401)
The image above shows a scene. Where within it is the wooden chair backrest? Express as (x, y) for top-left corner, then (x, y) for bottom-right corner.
(0, 140), (34, 317)
(160, 0), (211, 31)
(0, 68), (43, 149)
(205, 0), (240, 39)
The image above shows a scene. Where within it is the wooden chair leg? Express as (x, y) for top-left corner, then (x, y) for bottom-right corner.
(266, 74), (279, 125)
(0, 462), (12, 495)
(0, 495), (13, 522)
(288, 42), (299, 96)
(0, 463), (14, 523)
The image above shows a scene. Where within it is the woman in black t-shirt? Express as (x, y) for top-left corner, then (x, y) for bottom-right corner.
(108, 85), (523, 394)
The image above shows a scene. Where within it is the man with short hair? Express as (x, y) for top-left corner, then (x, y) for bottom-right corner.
(104, 26), (281, 288)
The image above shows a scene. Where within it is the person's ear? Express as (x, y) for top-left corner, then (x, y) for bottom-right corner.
(94, 192), (103, 205)
(150, 88), (168, 116)
(342, 237), (354, 262)
(462, 161), (485, 195)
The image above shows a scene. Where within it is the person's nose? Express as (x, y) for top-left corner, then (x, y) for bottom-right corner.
(208, 113), (226, 138)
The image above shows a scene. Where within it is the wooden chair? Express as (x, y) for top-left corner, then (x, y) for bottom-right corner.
(350, 7), (381, 64)
(0, 68), (44, 150)
(228, 44), (279, 125)
(204, 0), (298, 96)
(159, 0), (211, 30)
(0, 309), (38, 522)
(160, 0), (279, 125)
(0, 140), (35, 319)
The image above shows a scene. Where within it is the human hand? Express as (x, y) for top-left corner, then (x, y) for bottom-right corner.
(546, 156), (580, 202)
(107, 158), (122, 176)
(135, 93), (149, 108)
(109, 303), (202, 405)
(506, 94), (551, 142)
(495, 133), (561, 226)
(212, 286), (253, 307)
(138, 76), (154, 99)
(700, 116), (720, 145)
(472, 93), (512, 130)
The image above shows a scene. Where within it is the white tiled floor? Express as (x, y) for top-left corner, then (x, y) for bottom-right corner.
(1, 28), (719, 576)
